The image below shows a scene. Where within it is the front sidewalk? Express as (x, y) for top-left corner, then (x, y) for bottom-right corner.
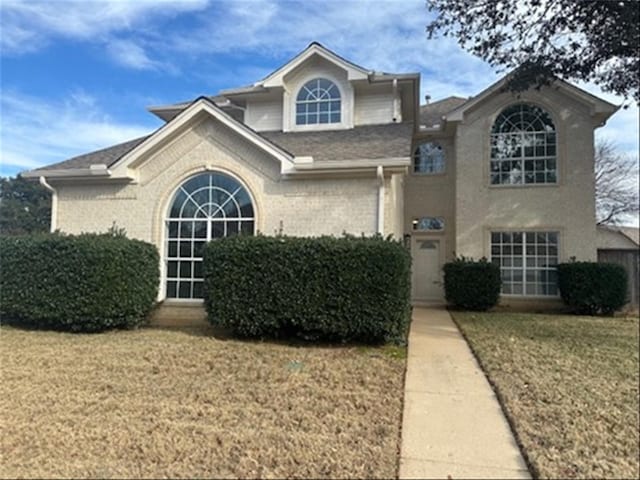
(399, 307), (531, 479)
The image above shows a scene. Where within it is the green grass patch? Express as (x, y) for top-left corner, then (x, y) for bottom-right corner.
(452, 312), (639, 479)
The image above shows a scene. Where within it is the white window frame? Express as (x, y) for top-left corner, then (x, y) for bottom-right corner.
(413, 142), (445, 175)
(490, 103), (557, 186)
(295, 77), (341, 126)
(164, 172), (255, 300)
(285, 71), (352, 132)
(491, 231), (560, 297)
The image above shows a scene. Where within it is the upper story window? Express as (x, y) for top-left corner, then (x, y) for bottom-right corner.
(414, 142), (445, 174)
(296, 78), (341, 125)
(490, 103), (557, 185)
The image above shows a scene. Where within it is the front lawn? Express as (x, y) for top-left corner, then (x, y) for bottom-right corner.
(0, 326), (405, 479)
(452, 312), (640, 479)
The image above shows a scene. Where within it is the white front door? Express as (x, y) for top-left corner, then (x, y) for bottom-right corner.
(411, 237), (444, 302)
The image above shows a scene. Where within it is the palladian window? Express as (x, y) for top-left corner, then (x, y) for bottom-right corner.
(296, 78), (341, 125)
(165, 172), (254, 299)
(490, 103), (557, 185)
(414, 142), (445, 174)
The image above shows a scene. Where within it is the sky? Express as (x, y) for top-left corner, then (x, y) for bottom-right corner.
(1, 0), (638, 179)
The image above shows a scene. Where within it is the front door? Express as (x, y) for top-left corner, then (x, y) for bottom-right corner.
(411, 237), (444, 302)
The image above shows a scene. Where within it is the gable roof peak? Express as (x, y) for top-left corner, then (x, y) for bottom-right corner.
(260, 41), (370, 88)
(445, 73), (618, 124)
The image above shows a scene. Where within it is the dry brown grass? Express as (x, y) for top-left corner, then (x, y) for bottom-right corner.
(0, 325), (406, 479)
(452, 312), (640, 480)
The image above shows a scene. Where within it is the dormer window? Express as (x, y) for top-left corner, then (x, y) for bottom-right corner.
(296, 78), (341, 125)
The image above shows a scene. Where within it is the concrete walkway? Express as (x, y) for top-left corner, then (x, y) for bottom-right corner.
(399, 307), (531, 479)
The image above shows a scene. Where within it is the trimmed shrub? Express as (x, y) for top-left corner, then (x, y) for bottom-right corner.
(202, 235), (411, 344)
(557, 261), (628, 315)
(443, 257), (501, 311)
(0, 233), (159, 332)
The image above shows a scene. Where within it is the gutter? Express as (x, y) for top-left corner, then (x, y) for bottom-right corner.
(23, 165), (113, 179)
(39, 176), (57, 233)
(377, 165), (385, 235)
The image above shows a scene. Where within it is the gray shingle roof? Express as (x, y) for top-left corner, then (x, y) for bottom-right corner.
(262, 123), (413, 162)
(31, 135), (150, 171)
(30, 122), (413, 174)
(419, 96), (468, 127)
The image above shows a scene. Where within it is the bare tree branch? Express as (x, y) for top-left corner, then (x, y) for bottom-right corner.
(595, 140), (639, 225)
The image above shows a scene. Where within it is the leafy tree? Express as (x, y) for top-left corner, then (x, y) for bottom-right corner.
(0, 176), (51, 235)
(426, 0), (640, 103)
(595, 140), (639, 225)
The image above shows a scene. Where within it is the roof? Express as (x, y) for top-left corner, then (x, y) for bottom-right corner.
(28, 135), (151, 172)
(26, 120), (412, 176)
(419, 96), (468, 127)
(618, 226), (640, 246)
(261, 123), (413, 162)
(445, 74), (618, 123)
(597, 225), (640, 249)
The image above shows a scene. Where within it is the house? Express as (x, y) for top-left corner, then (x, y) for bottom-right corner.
(23, 42), (618, 308)
(597, 225), (640, 308)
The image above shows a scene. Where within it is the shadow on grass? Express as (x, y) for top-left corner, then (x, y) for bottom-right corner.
(147, 321), (408, 358)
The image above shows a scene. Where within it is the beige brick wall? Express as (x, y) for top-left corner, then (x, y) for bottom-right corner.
(454, 87), (598, 262)
(55, 116), (398, 251)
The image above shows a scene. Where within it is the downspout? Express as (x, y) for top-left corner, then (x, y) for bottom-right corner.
(377, 165), (385, 235)
(391, 78), (401, 122)
(39, 176), (57, 233)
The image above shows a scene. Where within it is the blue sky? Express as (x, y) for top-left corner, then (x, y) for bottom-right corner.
(1, 0), (638, 178)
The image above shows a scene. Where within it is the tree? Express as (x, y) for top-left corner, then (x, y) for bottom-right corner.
(426, 0), (640, 103)
(0, 176), (51, 235)
(595, 140), (639, 225)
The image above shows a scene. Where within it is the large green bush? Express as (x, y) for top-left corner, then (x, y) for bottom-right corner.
(443, 257), (501, 311)
(557, 262), (627, 315)
(202, 235), (411, 344)
(0, 233), (159, 332)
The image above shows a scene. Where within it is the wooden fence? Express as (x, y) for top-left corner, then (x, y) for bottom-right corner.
(598, 249), (639, 308)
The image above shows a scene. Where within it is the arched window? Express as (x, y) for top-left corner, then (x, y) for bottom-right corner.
(296, 78), (341, 125)
(165, 172), (254, 299)
(490, 103), (557, 185)
(414, 142), (445, 174)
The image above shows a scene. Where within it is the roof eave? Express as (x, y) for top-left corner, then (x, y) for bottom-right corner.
(21, 167), (117, 180)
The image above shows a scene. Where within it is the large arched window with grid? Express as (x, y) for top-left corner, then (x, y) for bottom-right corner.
(296, 78), (341, 125)
(490, 103), (557, 185)
(165, 172), (254, 299)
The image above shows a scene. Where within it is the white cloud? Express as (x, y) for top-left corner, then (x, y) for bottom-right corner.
(1, 0), (209, 50)
(0, 0), (208, 70)
(0, 89), (155, 176)
(106, 38), (169, 71)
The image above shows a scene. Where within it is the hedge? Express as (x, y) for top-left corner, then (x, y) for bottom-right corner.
(0, 233), (159, 332)
(202, 235), (411, 344)
(557, 261), (628, 315)
(443, 257), (501, 311)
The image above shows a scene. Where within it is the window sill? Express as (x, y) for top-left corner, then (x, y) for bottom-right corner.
(488, 182), (560, 189)
(412, 171), (447, 177)
(288, 123), (350, 132)
(500, 293), (560, 299)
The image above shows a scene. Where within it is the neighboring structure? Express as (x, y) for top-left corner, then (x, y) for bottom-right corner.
(597, 225), (640, 308)
(24, 43), (618, 306)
